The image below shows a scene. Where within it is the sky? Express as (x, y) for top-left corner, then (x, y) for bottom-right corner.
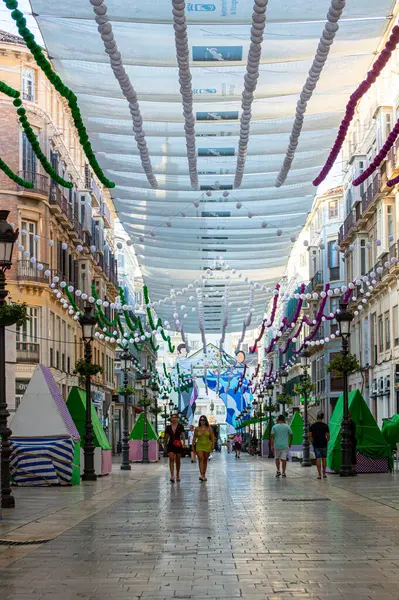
(0, 0), (42, 41)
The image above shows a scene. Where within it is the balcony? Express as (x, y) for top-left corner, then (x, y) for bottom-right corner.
(16, 341), (40, 364)
(49, 185), (73, 226)
(71, 216), (84, 244)
(17, 260), (49, 284)
(101, 202), (112, 228)
(310, 270), (323, 291)
(17, 171), (49, 196)
(84, 165), (102, 209)
(338, 172), (382, 247)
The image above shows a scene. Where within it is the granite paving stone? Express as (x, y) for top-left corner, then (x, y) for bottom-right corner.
(1, 454), (399, 599)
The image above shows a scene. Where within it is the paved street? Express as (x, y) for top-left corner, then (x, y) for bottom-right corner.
(1, 453), (399, 600)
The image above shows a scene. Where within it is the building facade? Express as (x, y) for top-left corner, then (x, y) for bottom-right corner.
(262, 187), (346, 421)
(0, 31), (118, 425)
(337, 14), (399, 426)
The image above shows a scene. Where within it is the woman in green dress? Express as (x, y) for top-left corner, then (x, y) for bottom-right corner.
(193, 415), (215, 481)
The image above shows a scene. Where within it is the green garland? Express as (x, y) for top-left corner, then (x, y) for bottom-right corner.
(3, 0), (115, 189)
(0, 157), (33, 188)
(143, 285), (175, 353)
(65, 287), (79, 314)
(0, 80), (72, 188)
(16, 105), (72, 188)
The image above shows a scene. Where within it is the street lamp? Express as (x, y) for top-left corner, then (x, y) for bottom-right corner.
(138, 367), (151, 464)
(168, 399), (174, 416)
(336, 303), (354, 477)
(279, 368), (288, 416)
(151, 380), (160, 435)
(120, 350), (132, 471)
(266, 382), (274, 458)
(300, 349), (312, 468)
(252, 398), (259, 454)
(258, 390), (264, 453)
(162, 392), (169, 431)
(79, 304), (98, 481)
(0, 211), (18, 508)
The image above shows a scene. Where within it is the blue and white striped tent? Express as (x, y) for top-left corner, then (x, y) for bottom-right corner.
(10, 437), (75, 486)
(10, 365), (81, 486)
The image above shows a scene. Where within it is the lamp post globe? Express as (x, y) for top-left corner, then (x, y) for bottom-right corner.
(0, 211), (18, 508)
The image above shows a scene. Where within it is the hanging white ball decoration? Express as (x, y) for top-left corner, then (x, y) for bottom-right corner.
(303, 240), (309, 247)
(76, 244), (83, 252)
(60, 281), (66, 288)
(48, 240), (54, 247)
(236, 202), (242, 209)
(81, 293), (88, 300)
(90, 245), (97, 253)
(276, 229), (283, 237)
(62, 242), (68, 250)
(376, 239), (382, 246)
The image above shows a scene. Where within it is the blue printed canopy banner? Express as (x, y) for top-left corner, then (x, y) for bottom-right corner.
(10, 437), (75, 486)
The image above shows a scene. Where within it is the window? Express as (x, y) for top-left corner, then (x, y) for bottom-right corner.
(328, 241), (339, 280)
(22, 68), (35, 102)
(385, 112), (392, 138)
(371, 313), (377, 365)
(360, 239), (367, 276)
(16, 307), (38, 343)
(216, 405), (225, 415)
(385, 312), (391, 351)
(328, 200), (338, 220)
(378, 315), (384, 354)
(21, 220), (38, 259)
(387, 205), (394, 242)
(22, 132), (36, 178)
(393, 306), (399, 346)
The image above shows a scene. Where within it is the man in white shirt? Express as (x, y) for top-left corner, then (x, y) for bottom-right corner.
(188, 425), (196, 463)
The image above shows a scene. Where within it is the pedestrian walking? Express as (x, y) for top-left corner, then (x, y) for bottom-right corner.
(193, 416), (215, 481)
(164, 413), (186, 483)
(233, 432), (242, 458)
(188, 424), (196, 463)
(270, 414), (293, 478)
(309, 411), (330, 479)
(227, 437), (233, 454)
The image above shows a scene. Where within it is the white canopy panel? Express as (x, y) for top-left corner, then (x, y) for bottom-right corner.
(30, 0), (395, 333)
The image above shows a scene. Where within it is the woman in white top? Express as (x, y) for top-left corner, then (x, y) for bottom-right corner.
(188, 425), (196, 463)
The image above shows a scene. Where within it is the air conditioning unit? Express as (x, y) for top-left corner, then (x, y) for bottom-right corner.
(378, 377), (384, 394)
(384, 375), (390, 394)
(371, 379), (378, 395)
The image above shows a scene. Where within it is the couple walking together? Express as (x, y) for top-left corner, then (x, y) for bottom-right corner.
(270, 412), (331, 478)
(164, 413), (215, 482)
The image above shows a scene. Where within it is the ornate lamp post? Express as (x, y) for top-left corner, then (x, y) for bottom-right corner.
(252, 398), (258, 454)
(336, 303), (354, 477)
(151, 381), (160, 435)
(138, 368), (151, 464)
(168, 399), (174, 417)
(79, 304), (98, 481)
(258, 390), (264, 450)
(266, 382), (274, 458)
(0, 211), (18, 508)
(300, 350), (312, 468)
(162, 392), (169, 432)
(279, 369), (288, 415)
(120, 350), (132, 471)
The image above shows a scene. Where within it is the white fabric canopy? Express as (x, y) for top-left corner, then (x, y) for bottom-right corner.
(30, 0), (395, 333)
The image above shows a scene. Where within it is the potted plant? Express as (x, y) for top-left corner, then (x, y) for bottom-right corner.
(117, 384), (135, 396)
(327, 353), (361, 375)
(74, 358), (104, 378)
(0, 301), (29, 327)
(277, 392), (293, 415)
